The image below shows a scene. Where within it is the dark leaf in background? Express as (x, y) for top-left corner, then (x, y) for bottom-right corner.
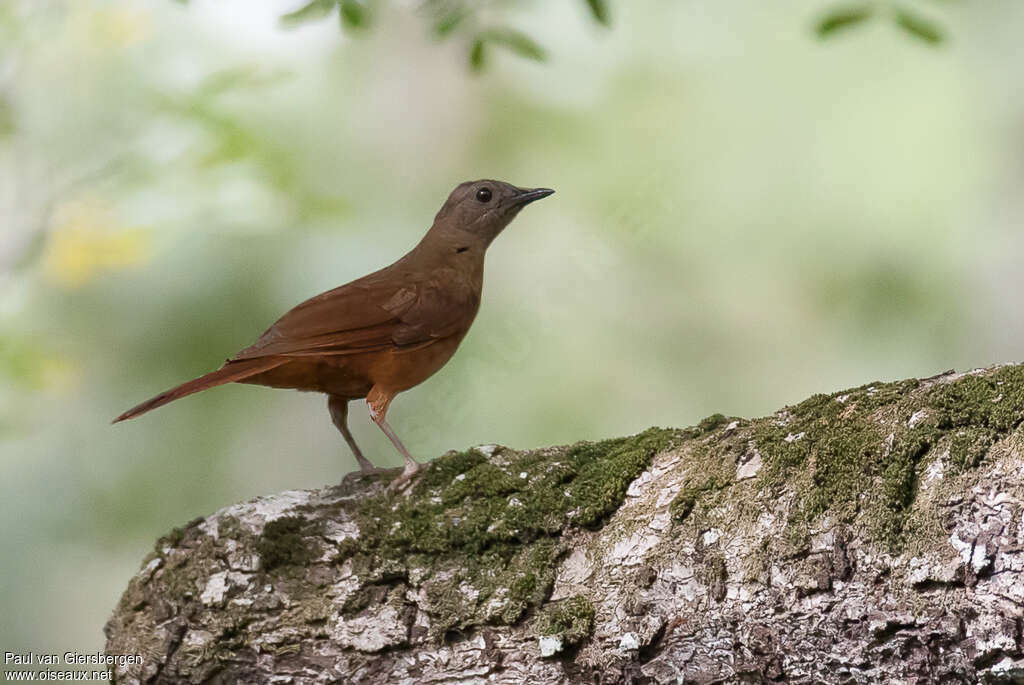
(340, 0), (369, 30)
(585, 0), (611, 26)
(894, 7), (944, 44)
(433, 7), (469, 37)
(469, 37), (486, 71)
(479, 27), (547, 62)
(816, 4), (874, 37)
(280, 0), (335, 28)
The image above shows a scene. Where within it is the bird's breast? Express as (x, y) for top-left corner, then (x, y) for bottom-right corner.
(365, 333), (469, 393)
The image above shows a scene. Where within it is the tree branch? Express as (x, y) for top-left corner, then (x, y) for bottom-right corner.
(106, 365), (1024, 683)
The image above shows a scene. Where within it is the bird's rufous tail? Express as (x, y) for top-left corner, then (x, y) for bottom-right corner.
(113, 357), (285, 423)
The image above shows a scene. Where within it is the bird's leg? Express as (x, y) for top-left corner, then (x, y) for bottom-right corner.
(327, 394), (379, 473)
(366, 387), (422, 491)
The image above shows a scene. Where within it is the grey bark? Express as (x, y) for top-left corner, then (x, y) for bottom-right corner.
(106, 366), (1024, 684)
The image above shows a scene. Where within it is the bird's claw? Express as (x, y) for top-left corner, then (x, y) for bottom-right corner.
(386, 462), (423, 493)
(340, 464), (392, 488)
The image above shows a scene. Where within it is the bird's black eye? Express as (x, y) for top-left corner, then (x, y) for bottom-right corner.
(475, 188), (492, 203)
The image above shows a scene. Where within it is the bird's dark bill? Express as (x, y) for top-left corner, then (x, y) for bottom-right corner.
(514, 188), (555, 205)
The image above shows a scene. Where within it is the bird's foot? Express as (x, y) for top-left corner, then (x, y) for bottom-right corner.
(341, 462), (390, 485)
(386, 460), (423, 493)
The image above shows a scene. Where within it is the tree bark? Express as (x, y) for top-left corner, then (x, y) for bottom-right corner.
(105, 365), (1024, 684)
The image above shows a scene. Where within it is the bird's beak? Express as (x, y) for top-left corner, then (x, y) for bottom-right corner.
(512, 187), (555, 206)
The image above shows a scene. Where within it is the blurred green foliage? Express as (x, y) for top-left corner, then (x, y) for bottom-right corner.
(816, 5), (875, 36)
(0, 335), (57, 390)
(817, 2), (947, 44)
(584, 0), (610, 27)
(893, 6), (945, 44)
(278, 0), (606, 69)
(277, 0), (954, 69)
(280, 0), (598, 68)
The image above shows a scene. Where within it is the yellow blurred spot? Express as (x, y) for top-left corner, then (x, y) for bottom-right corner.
(0, 336), (79, 393)
(88, 6), (151, 48)
(39, 355), (79, 393)
(42, 198), (151, 288)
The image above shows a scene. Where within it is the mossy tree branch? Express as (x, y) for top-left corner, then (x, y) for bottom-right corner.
(106, 365), (1024, 683)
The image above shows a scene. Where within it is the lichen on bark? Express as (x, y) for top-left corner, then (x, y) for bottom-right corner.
(106, 365), (1024, 684)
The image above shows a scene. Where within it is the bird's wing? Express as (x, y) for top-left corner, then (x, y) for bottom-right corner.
(388, 277), (480, 346)
(232, 269), (478, 360)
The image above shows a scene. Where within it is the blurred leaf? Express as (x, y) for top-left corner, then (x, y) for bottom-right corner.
(479, 27), (547, 62)
(469, 37), (486, 71)
(196, 67), (290, 99)
(340, 0), (369, 30)
(0, 335), (68, 390)
(893, 7), (944, 44)
(12, 227), (47, 272)
(151, 90), (352, 220)
(0, 96), (14, 137)
(585, 0), (611, 26)
(280, 0), (335, 28)
(433, 7), (469, 37)
(816, 4), (874, 37)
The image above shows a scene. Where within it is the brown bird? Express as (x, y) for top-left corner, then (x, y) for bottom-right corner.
(114, 180), (553, 489)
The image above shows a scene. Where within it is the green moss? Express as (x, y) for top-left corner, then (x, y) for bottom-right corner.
(497, 538), (561, 622)
(354, 428), (673, 557)
(149, 519), (207, 600)
(533, 595), (595, 645)
(929, 367), (1024, 430)
(670, 473), (730, 523)
(668, 423), (745, 525)
(681, 413), (730, 438)
(752, 366), (1024, 549)
(412, 539), (561, 634)
(753, 378), (929, 547)
(156, 562), (200, 600)
(341, 428), (674, 635)
(946, 427), (997, 472)
(669, 490), (697, 522)
(255, 516), (320, 571)
(217, 515), (245, 541)
(151, 538), (219, 602)
(156, 525), (185, 550)
(927, 365), (1024, 471)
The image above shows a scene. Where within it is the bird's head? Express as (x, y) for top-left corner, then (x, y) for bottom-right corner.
(429, 179), (554, 250)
